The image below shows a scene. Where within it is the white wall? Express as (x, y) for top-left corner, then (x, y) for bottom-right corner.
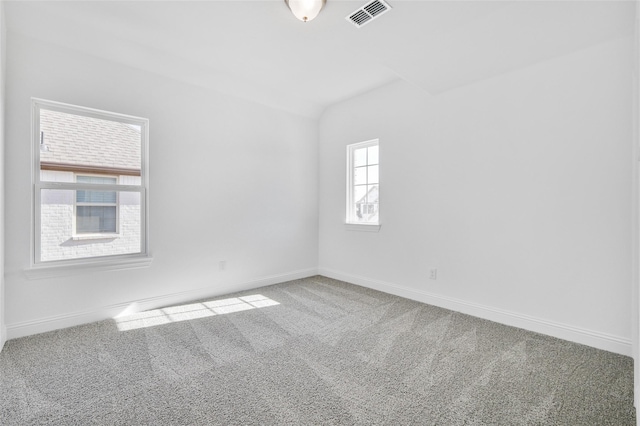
(633, 2), (640, 411)
(4, 33), (319, 337)
(0, 1), (6, 351)
(319, 36), (634, 355)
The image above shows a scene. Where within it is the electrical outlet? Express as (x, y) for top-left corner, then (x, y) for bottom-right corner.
(429, 268), (437, 280)
(219, 260), (226, 271)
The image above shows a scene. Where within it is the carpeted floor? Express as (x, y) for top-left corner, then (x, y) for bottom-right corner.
(0, 275), (635, 425)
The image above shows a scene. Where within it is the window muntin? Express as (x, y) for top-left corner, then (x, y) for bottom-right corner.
(347, 140), (379, 224)
(32, 99), (149, 266)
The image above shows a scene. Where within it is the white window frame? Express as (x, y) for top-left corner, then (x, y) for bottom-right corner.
(30, 98), (151, 276)
(73, 174), (119, 240)
(346, 139), (381, 232)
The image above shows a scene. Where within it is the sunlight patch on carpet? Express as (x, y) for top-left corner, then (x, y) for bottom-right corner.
(114, 295), (280, 331)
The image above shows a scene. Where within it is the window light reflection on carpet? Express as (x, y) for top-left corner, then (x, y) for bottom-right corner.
(114, 294), (280, 331)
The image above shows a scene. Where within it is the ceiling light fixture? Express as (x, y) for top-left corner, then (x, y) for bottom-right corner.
(285, 0), (326, 22)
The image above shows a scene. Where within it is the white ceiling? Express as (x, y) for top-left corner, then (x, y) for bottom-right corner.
(5, 1), (636, 118)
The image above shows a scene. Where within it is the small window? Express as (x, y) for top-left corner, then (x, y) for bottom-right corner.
(347, 139), (379, 225)
(32, 99), (149, 266)
(75, 175), (118, 234)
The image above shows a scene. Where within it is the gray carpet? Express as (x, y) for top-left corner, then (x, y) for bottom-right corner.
(0, 275), (635, 425)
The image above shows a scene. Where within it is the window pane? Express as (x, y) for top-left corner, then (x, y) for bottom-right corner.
(39, 109), (141, 184)
(367, 145), (378, 165)
(367, 185), (379, 204)
(40, 189), (141, 262)
(347, 140), (379, 225)
(77, 190), (117, 204)
(354, 185), (367, 204)
(353, 147), (367, 167)
(358, 184), (379, 223)
(77, 206), (117, 233)
(354, 166), (367, 185)
(368, 165), (379, 184)
(353, 185), (367, 222)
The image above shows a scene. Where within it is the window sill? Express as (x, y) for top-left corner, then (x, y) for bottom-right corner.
(72, 234), (120, 241)
(345, 223), (381, 232)
(24, 255), (153, 280)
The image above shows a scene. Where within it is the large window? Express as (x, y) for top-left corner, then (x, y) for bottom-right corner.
(32, 99), (149, 267)
(346, 139), (379, 226)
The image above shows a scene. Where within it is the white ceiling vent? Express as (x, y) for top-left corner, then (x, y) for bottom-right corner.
(346, 0), (391, 28)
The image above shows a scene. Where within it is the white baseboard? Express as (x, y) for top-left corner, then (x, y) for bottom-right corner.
(636, 385), (640, 426)
(6, 266), (632, 357)
(318, 268), (632, 357)
(6, 268), (318, 340)
(0, 324), (6, 352)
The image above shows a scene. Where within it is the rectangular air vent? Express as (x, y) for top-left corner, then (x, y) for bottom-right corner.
(347, 0), (391, 28)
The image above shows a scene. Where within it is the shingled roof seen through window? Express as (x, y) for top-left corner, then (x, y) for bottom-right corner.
(40, 109), (141, 172)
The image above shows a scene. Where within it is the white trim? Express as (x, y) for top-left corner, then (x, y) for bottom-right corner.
(31, 98), (146, 126)
(344, 223), (381, 232)
(37, 182), (142, 192)
(31, 98), (150, 268)
(24, 255), (153, 280)
(318, 268), (632, 356)
(31, 101), (39, 266)
(6, 268), (318, 339)
(633, 1), (640, 416)
(0, 0), (5, 355)
(71, 234), (120, 241)
(0, 325), (6, 352)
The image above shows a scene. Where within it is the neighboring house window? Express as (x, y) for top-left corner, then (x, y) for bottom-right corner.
(32, 98), (149, 266)
(346, 139), (379, 224)
(75, 175), (118, 234)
